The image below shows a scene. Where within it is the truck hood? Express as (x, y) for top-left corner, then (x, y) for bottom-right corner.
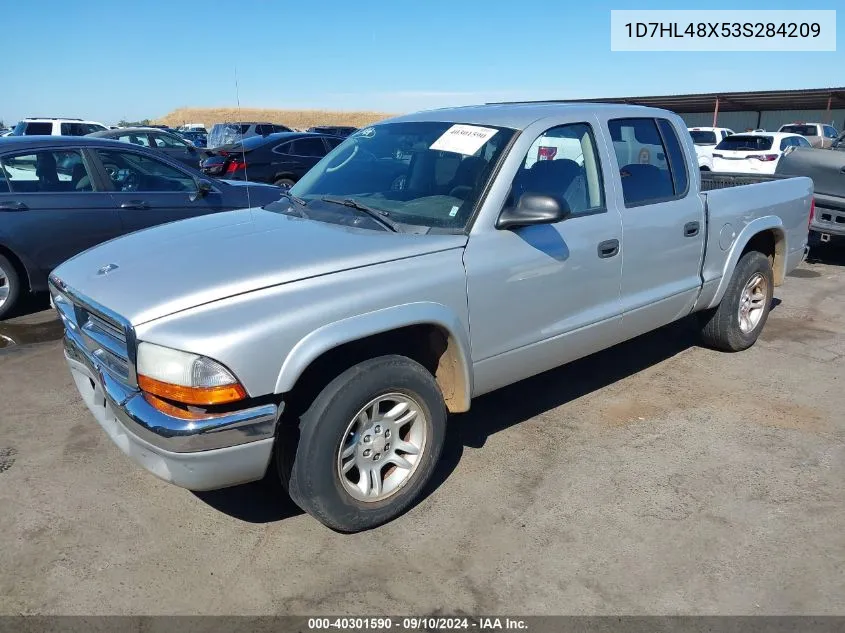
(52, 208), (467, 325)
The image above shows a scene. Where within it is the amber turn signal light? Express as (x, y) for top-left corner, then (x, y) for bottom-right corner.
(138, 374), (247, 406)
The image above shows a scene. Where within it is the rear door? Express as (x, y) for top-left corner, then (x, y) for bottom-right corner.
(0, 147), (121, 279)
(606, 117), (706, 336)
(290, 136), (329, 175)
(271, 137), (329, 182)
(90, 147), (230, 232)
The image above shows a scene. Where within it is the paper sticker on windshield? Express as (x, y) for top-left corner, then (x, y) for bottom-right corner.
(430, 124), (498, 156)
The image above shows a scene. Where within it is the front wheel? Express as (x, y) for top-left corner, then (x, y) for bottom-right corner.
(280, 355), (447, 532)
(699, 250), (774, 351)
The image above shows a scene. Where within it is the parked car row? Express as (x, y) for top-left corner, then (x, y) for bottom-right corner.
(689, 121), (840, 175)
(0, 136), (283, 318)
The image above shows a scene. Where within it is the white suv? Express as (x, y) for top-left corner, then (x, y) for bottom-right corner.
(11, 118), (107, 136)
(688, 127), (735, 170)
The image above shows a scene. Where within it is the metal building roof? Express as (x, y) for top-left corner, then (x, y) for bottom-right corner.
(490, 87), (845, 113)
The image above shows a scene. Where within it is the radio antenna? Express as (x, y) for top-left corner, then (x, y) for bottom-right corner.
(234, 64), (252, 214)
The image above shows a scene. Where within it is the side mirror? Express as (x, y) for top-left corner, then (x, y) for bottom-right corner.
(190, 179), (213, 201)
(496, 193), (569, 230)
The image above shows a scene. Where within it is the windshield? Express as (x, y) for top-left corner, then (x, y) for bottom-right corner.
(268, 121), (515, 232)
(689, 130), (717, 145)
(715, 135), (774, 151)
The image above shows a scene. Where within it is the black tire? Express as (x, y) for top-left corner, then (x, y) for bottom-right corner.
(274, 177), (296, 189)
(280, 355), (447, 532)
(0, 254), (21, 320)
(699, 250), (774, 352)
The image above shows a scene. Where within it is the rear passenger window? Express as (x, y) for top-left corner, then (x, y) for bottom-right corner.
(60, 123), (90, 136)
(657, 119), (688, 196)
(510, 122), (604, 215)
(1, 150), (94, 192)
(118, 133), (151, 147)
(23, 122), (52, 135)
(609, 118), (678, 207)
(289, 138), (328, 157)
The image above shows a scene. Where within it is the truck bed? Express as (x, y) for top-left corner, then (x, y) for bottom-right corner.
(694, 173), (813, 311)
(700, 172), (787, 191)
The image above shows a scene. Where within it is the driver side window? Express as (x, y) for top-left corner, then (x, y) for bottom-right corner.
(95, 149), (195, 192)
(510, 122), (605, 215)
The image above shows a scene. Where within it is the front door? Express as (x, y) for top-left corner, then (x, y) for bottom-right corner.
(605, 117), (706, 337)
(463, 121), (625, 394)
(90, 147), (228, 232)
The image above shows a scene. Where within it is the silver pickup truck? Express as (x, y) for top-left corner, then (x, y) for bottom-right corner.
(50, 103), (812, 532)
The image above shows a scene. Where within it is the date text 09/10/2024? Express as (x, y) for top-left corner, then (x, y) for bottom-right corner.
(307, 617), (529, 630)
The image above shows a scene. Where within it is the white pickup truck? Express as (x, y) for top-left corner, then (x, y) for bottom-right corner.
(51, 103), (813, 532)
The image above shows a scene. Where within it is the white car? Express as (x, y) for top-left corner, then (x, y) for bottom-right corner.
(9, 118), (107, 136)
(688, 127), (735, 171)
(712, 132), (813, 175)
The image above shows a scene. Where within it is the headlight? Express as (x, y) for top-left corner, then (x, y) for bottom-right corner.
(136, 342), (246, 406)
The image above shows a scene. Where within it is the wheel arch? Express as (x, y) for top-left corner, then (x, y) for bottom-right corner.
(0, 241), (35, 292)
(274, 303), (473, 414)
(707, 218), (785, 309)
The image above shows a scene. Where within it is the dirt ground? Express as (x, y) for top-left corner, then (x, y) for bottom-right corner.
(1, 248), (843, 615)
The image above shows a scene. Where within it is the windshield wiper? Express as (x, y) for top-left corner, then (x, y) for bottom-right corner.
(274, 190), (310, 218)
(320, 196), (400, 232)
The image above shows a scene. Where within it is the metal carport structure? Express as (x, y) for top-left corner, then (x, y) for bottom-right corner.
(491, 87), (845, 131)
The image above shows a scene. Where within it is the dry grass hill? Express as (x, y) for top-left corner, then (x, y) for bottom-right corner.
(156, 107), (395, 130)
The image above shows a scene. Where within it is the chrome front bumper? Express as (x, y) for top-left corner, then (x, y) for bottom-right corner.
(63, 323), (281, 490)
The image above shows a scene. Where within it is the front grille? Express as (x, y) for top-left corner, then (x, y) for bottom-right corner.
(86, 313), (127, 345)
(51, 280), (136, 387)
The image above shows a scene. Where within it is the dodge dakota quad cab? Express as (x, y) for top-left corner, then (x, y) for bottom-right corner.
(49, 103), (813, 532)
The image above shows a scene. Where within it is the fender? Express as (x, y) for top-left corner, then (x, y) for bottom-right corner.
(706, 215), (785, 310)
(274, 301), (474, 412)
(0, 233), (40, 292)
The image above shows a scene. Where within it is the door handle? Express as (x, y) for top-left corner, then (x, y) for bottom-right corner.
(684, 221), (700, 237)
(0, 201), (27, 211)
(597, 239), (620, 259)
(120, 200), (150, 210)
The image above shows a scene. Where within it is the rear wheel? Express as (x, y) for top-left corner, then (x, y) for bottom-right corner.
(279, 355), (447, 532)
(699, 250), (774, 351)
(274, 177), (296, 189)
(0, 255), (21, 320)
